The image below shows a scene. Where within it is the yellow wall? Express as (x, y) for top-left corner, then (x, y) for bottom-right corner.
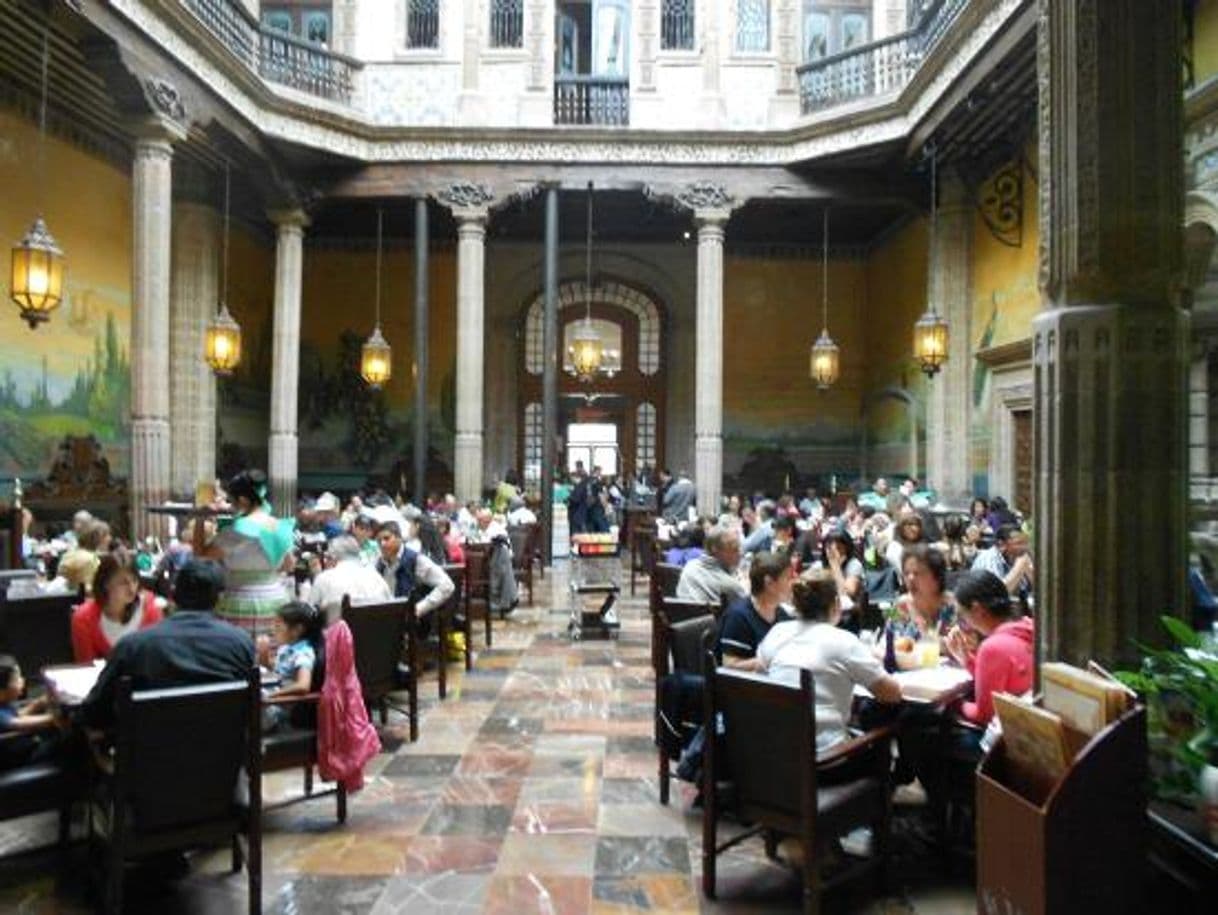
(0, 108), (133, 478)
(1196, 0), (1218, 85)
(723, 255), (867, 446)
(970, 156), (1039, 351)
(863, 217), (929, 451)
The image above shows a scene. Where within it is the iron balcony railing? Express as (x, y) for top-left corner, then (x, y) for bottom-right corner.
(553, 75), (630, 126)
(181, 0), (361, 104)
(796, 0), (969, 114)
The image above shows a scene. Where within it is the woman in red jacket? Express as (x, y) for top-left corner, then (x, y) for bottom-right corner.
(71, 550), (163, 663)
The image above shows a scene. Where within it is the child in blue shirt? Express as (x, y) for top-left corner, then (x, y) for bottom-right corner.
(259, 602), (323, 731)
(0, 654), (60, 768)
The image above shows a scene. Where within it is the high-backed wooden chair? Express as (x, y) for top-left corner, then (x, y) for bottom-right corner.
(462, 543), (494, 649)
(0, 590), (78, 682)
(702, 661), (894, 915)
(653, 610), (717, 805)
(630, 524), (657, 596)
(508, 524), (536, 606)
(91, 671), (262, 915)
(341, 595), (420, 741)
(652, 562), (683, 600)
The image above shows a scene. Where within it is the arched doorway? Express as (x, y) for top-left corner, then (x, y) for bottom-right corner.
(518, 280), (665, 487)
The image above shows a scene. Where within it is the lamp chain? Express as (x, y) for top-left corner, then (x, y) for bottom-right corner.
(38, 21), (49, 216)
(375, 207), (384, 329)
(929, 144), (937, 318)
(585, 182), (593, 323)
(821, 207), (829, 332)
(221, 160), (231, 311)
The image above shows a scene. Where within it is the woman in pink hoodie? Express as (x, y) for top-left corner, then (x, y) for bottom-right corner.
(946, 569), (1036, 728)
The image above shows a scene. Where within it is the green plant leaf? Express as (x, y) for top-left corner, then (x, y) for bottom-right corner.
(1161, 615), (1202, 649)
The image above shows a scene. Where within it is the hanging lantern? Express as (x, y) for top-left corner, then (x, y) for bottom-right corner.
(204, 303), (243, 375)
(810, 329), (840, 390)
(10, 217), (64, 328)
(914, 308), (949, 378)
(361, 325), (392, 389)
(569, 319), (604, 381)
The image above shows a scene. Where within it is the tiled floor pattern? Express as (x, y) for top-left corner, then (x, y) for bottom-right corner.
(0, 564), (974, 914)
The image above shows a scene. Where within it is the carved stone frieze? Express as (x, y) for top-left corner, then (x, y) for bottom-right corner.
(143, 77), (187, 123)
(437, 181), (495, 210)
(674, 181), (734, 211)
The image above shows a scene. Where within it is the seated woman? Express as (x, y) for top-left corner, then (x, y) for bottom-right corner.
(880, 545), (956, 672)
(260, 601), (325, 731)
(806, 528), (864, 615)
(71, 550), (164, 663)
(756, 569), (901, 754)
(436, 516), (465, 565)
(945, 569), (1035, 741)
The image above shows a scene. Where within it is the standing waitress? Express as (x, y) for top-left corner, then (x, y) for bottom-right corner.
(210, 469), (295, 638)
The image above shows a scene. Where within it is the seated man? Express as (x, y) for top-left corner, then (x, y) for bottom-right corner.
(310, 535), (392, 624)
(971, 523), (1034, 601)
(756, 569), (901, 754)
(741, 501), (776, 554)
(716, 551), (795, 672)
(374, 521), (456, 633)
(676, 524), (747, 606)
(79, 559), (256, 730)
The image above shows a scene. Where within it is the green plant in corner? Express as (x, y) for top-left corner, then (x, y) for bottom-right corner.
(1117, 616), (1218, 802)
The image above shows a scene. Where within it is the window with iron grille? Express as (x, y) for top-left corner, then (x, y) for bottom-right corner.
(524, 402), (542, 487)
(636, 402), (657, 473)
(406, 0), (439, 49)
(736, 0), (771, 53)
(661, 0), (695, 50)
(489, 0), (524, 48)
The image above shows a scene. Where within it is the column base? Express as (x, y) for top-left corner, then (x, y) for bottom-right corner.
(1033, 303), (1189, 665)
(695, 434), (723, 517)
(454, 431), (484, 504)
(131, 417), (171, 541)
(269, 432), (298, 516)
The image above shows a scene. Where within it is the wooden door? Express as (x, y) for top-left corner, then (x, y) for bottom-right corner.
(1012, 409), (1033, 515)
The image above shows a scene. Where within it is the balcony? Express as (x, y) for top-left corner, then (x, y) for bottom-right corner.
(796, 0), (969, 115)
(181, 0), (360, 104)
(553, 75), (630, 127)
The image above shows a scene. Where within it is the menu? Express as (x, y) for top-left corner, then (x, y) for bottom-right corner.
(43, 661), (105, 705)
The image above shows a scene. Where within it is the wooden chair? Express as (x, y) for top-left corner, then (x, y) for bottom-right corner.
(0, 590), (78, 682)
(259, 637), (347, 824)
(702, 661), (894, 915)
(0, 731), (82, 856)
(462, 543), (494, 649)
(508, 524), (536, 606)
(630, 524), (657, 596)
(652, 562), (683, 600)
(341, 596), (420, 741)
(653, 610), (717, 805)
(442, 564), (473, 672)
(90, 671), (262, 915)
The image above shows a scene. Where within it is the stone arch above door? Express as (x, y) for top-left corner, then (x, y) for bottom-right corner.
(523, 280), (662, 375)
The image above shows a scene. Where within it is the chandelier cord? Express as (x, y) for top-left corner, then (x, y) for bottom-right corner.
(38, 21), (49, 216)
(221, 160), (231, 311)
(585, 181), (593, 323)
(928, 144), (937, 317)
(821, 206), (829, 333)
(375, 207), (383, 329)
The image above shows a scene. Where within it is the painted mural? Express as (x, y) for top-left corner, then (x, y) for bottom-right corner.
(0, 109), (133, 482)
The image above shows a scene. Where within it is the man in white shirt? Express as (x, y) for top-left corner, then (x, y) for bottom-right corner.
(757, 569), (901, 753)
(310, 535), (393, 623)
(374, 522), (456, 635)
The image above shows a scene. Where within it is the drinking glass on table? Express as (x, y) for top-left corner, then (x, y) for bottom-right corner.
(916, 636), (940, 668)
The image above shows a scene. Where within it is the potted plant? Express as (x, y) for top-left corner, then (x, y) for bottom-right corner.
(1118, 616), (1218, 840)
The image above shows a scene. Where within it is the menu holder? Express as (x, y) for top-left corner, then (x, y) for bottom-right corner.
(977, 701), (1146, 915)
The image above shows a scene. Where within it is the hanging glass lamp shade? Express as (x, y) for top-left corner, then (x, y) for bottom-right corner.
(360, 325), (392, 389)
(204, 303), (243, 375)
(913, 308), (949, 378)
(809, 329), (840, 390)
(10, 217), (65, 329)
(569, 319), (604, 381)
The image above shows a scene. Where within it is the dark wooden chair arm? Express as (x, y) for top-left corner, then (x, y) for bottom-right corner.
(815, 723), (897, 770)
(261, 691), (321, 707)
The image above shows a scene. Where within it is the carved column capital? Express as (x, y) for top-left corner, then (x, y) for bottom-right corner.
(436, 182), (495, 224)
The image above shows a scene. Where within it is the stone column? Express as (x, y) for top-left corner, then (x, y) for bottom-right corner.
(413, 198), (430, 505)
(267, 209), (309, 516)
(676, 181), (735, 515)
(924, 170), (973, 503)
(130, 119), (185, 540)
(1035, 0), (1188, 666)
(541, 185), (559, 562)
(169, 202), (219, 498)
(439, 184), (494, 503)
(1189, 347), (1209, 478)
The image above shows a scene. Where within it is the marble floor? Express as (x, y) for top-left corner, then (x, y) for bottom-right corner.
(0, 563), (974, 914)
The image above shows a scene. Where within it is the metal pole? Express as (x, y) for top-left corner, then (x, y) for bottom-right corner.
(413, 198), (429, 506)
(541, 185), (559, 565)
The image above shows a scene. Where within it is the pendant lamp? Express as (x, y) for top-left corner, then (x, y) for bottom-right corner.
(361, 208), (392, 388)
(569, 182), (603, 381)
(810, 207), (840, 390)
(204, 161), (243, 374)
(914, 145), (949, 378)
